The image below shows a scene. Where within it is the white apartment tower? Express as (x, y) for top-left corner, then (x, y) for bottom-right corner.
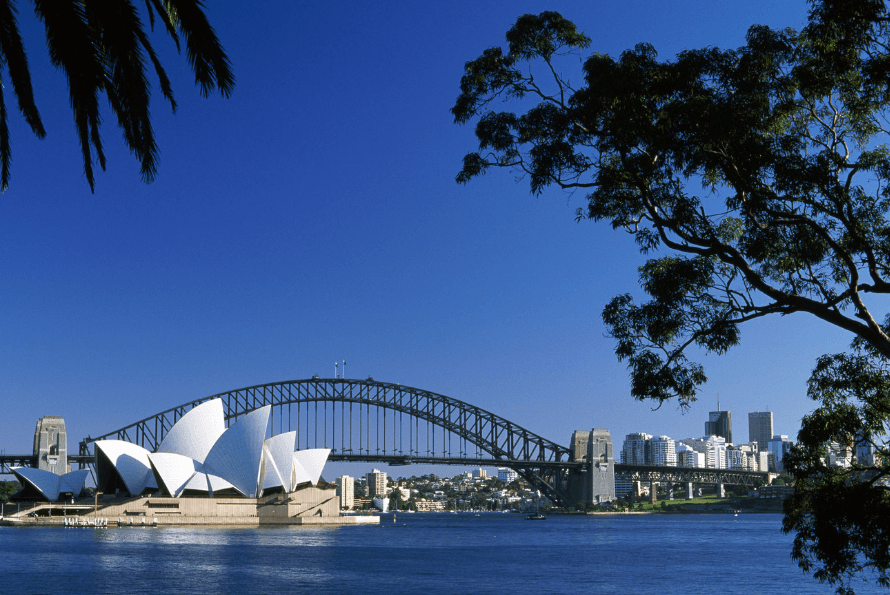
(621, 433), (652, 465)
(366, 469), (387, 497)
(651, 436), (677, 466)
(336, 475), (355, 509)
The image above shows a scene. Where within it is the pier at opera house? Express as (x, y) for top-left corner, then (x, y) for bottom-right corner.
(2, 400), (377, 526)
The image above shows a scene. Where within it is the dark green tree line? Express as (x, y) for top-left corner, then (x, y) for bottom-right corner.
(0, 0), (233, 192)
(451, 2), (890, 593)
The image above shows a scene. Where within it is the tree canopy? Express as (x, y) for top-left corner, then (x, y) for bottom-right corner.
(0, 0), (233, 192)
(452, 1), (890, 593)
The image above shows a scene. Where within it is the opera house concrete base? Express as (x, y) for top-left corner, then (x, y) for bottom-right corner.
(1, 488), (379, 527)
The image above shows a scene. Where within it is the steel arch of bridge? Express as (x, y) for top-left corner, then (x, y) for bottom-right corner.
(79, 378), (576, 505)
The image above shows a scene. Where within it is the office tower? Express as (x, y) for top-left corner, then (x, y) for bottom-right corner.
(768, 435), (794, 472)
(748, 412), (773, 451)
(705, 410), (733, 444)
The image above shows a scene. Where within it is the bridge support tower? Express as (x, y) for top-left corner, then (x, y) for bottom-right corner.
(685, 482), (694, 500)
(34, 416), (67, 474)
(567, 429), (615, 507)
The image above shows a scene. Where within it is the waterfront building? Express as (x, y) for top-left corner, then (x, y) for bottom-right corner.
(621, 433), (652, 465)
(12, 400), (335, 516)
(336, 475), (354, 509)
(736, 444), (762, 471)
(828, 442), (853, 468)
(651, 436), (676, 466)
(768, 435), (794, 473)
(856, 433), (879, 467)
(372, 496), (389, 512)
(755, 451), (770, 472)
(497, 468), (518, 483)
(705, 410), (733, 445)
(33, 416), (67, 474)
(675, 444), (703, 468)
(748, 412), (773, 451)
(678, 436), (726, 468)
(414, 499), (445, 512)
(614, 478), (634, 497)
(367, 469), (387, 497)
(725, 446), (748, 470)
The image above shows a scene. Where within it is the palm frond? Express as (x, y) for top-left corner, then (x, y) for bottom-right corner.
(0, 0), (44, 138)
(86, 0), (159, 182)
(143, 0), (180, 51)
(164, 0), (234, 97)
(33, 0), (105, 191)
(0, 74), (12, 191)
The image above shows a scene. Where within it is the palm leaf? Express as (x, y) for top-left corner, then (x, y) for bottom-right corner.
(86, 0), (159, 182)
(33, 0), (105, 191)
(0, 0), (44, 138)
(164, 0), (234, 97)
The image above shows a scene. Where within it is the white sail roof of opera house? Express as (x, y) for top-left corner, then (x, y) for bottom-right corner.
(95, 439), (158, 496)
(10, 467), (89, 502)
(201, 406), (270, 497)
(147, 452), (201, 498)
(88, 400), (331, 500)
(261, 431), (297, 492)
(293, 449), (331, 488)
(156, 398), (226, 463)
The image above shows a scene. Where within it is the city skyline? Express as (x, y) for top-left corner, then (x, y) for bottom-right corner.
(0, 2), (825, 479)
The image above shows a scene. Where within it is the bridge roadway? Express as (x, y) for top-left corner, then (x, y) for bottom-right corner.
(1, 378), (770, 505)
(2, 453), (766, 488)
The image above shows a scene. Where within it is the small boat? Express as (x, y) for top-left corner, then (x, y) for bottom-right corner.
(525, 490), (546, 520)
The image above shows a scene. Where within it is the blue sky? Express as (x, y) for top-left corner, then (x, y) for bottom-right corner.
(1, 1), (833, 477)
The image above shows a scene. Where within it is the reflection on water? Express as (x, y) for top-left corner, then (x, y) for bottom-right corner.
(0, 514), (882, 595)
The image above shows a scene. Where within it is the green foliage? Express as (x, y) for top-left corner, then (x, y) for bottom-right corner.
(783, 346), (890, 593)
(0, 0), (234, 192)
(452, 2), (890, 591)
(0, 480), (20, 502)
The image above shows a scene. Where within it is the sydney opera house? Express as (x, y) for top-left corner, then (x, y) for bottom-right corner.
(9, 400), (375, 526)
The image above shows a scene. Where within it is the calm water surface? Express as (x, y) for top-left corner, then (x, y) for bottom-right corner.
(0, 513), (882, 594)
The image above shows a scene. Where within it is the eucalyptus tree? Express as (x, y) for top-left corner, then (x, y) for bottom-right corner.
(451, 2), (890, 592)
(0, 0), (233, 192)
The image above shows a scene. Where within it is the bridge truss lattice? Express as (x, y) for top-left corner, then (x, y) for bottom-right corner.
(79, 378), (577, 506)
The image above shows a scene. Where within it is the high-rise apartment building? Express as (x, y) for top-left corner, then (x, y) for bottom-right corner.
(336, 475), (355, 509)
(651, 436), (676, 466)
(366, 468), (387, 497)
(748, 412), (773, 451)
(705, 410), (733, 445)
(676, 444), (705, 468)
(621, 433), (652, 464)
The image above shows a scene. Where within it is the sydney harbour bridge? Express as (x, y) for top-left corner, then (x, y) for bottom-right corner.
(1, 378), (768, 507)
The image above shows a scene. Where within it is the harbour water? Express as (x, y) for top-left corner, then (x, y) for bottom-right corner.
(0, 513), (882, 594)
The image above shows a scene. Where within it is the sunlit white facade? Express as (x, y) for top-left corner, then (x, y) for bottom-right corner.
(93, 400), (330, 499)
(9, 467), (89, 502)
